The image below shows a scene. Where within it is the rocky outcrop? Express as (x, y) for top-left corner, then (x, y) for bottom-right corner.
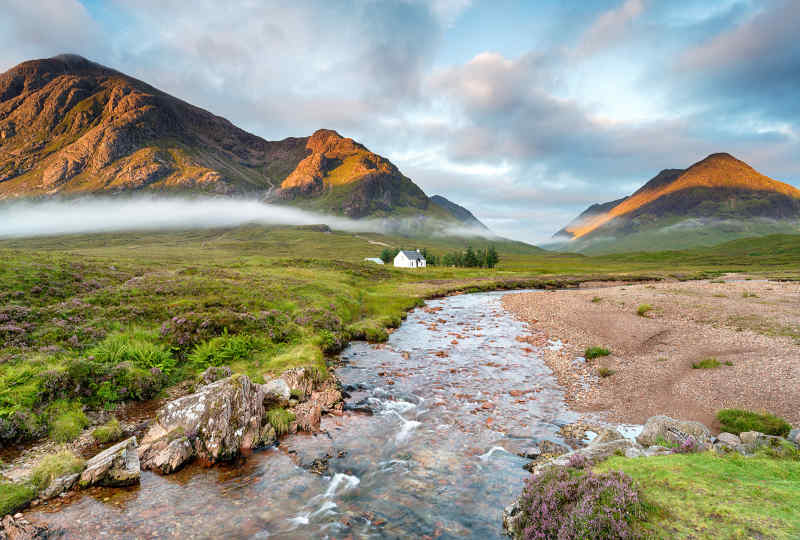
(138, 375), (265, 473)
(79, 437), (140, 488)
(0, 515), (50, 540)
(531, 438), (641, 475)
(636, 415), (711, 447)
(39, 473), (80, 500)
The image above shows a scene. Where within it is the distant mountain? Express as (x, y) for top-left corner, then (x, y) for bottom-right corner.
(550, 153), (800, 253)
(430, 195), (490, 231)
(0, 54), (480, 228)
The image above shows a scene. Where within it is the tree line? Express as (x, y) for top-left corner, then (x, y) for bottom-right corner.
(379, 246), (499, 268)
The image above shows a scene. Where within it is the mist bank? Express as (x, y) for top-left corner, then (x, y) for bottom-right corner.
(0, 196), (497, 240)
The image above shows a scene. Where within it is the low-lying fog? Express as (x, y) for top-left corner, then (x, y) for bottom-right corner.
(0, 196), (493, 239)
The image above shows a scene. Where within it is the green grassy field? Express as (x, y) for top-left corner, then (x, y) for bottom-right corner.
(1, 226), (799, 450)
(596, 452), (800, 539)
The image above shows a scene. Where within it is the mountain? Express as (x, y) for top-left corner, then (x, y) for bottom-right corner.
(0, 55), (477, 227)
(429, 195), (489, 231)
(551, 153), (800, 253)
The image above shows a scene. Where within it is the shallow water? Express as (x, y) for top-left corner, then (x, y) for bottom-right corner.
(30, 291), (578, 539)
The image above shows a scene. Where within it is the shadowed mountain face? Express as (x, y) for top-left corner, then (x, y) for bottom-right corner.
(552, 153), (800, 251)
(430, 195), (489, 231)
(0, 55), (471, 225)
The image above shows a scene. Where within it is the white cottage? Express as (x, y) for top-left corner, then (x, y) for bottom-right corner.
(394, 250), (426, 268)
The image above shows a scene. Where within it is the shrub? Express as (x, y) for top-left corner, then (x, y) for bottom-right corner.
(187, 333), (264, 369)
(741, 291), (758, 298)
(160, 310), (296, 353)
(266, 407), (295, 436)
(636, 304), (652, 317)
(316, 329), (349, 355)
(591, 296), (602, 303)
(597, 367), (616, 378)
(717, 409), (791, 437)
(92, 418), (123, 444)
(517, 466), (646, 539)
(30, 450), (85, 491)
(692, 357), (720, 369)
(46, 401), (89, 442)
(585, 346), (610, 360)
(89, 331), (176, 375)
(0, 481), (37, 516)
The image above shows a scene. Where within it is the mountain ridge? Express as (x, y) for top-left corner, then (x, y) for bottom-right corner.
(0, 54), (478, 228)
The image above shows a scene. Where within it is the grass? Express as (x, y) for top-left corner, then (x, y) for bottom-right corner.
(595, 452), (800, 538)
(717, 409), (792, 437)
(266, 407), (295, 435)
(30, 450), (85, 491)
(585, 346), (611, 360)
(742, 291), (759, 298)
(597, 367), (616, 378)
(0, 481), (37, 517)
(92, 418), (123, 444)
(691, 357), (721, 369)
(636, 303), (653, 316)
(0, 226), (798, 446)
(591, 296), (602, 303)
(46, 401), (89, 443)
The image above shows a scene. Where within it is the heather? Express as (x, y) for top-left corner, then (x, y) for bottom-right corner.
(1, 226), (798, 447)
(517, 458), (647, 539)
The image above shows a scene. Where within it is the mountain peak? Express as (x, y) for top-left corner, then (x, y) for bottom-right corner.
(559, 153), (800, 240)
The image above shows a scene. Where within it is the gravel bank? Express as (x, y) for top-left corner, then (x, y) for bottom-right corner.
(502, 276), (800, 429)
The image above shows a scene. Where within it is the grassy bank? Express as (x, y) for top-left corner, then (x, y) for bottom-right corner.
(1, 226), (799, 448)
(595, 452), (800, 538)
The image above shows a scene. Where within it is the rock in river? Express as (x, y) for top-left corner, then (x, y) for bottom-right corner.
(79, 437), (140, 487)
(139, 375), (265, 473)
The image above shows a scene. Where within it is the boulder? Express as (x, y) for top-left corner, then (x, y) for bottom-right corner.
(716, 432), (741, 446)
(589, 427), (624, 446)
(739, 431), (794, 455)
(39, 472), (80, 500)
(262, 378), (290, 407)
(139, 375), (265, 473)
(293, 400), (322, 432)
(789, 429), (800, 447)
(517, 447), (542, 460)
(636, 415), (711, 446)
(79, 437), (140, 488)
(502, 500), (524, 539)
(0, 515), (50, 540)
(279, 368), (314, 399)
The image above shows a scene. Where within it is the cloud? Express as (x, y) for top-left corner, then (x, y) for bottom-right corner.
(573, 0), (646, 57)
(0, 0), (102, 69)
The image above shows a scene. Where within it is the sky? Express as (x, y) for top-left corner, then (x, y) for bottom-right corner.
(2, 0), (799, 243)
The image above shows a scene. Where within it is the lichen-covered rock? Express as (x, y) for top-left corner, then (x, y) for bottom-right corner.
(643, 445), (672, 457)
(293, 400), (322, 432)
(636, 415), (711, 446)
(262, 378), (290, 407)
(139, 375), (264, 473)
(39, 472), (80, 500)
(716, 432), (741, 446)
(279, 368), (314, 399)
(79, 437), (140, 487)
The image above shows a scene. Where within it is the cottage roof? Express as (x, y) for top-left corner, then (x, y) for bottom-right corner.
(399, 250), (425, 260)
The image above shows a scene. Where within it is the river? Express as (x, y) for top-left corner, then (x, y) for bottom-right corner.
(30, 290), (579, 539)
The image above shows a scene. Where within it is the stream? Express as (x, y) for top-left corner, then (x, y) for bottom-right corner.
(29, 290), (579, 539)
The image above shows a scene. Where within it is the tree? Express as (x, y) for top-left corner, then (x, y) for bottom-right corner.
(486, 245), (499, 268)
(380, 248), (399, 263)
(464, 246), (479, 267)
